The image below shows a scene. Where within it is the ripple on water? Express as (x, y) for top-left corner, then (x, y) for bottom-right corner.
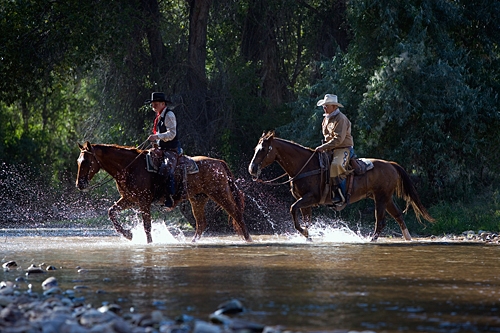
(0, 219), (369, 249)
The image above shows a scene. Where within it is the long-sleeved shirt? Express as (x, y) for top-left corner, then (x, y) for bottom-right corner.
(154, 107), (177, 142)
(317, 109), (354, 150)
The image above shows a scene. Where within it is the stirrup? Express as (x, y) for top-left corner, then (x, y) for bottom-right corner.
(164, 195), (174, 208)
(332, 188), (345, 206)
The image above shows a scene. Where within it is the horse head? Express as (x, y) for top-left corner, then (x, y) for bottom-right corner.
(248, 131), (277, 179)
(76, 141), (101, 191)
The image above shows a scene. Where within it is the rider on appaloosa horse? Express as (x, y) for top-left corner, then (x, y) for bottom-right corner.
(146, 92), (181, 209)
(314, 94), (354, 206)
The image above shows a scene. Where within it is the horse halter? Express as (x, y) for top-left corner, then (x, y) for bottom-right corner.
(77, 148), (116, 192)
(252, 141), (273, 181)
(252, 139), (317, 186)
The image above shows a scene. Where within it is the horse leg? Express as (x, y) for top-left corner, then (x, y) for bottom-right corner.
(189, 194), (209, 242)
(290, 195), (316, 240)
(108, 198), (134, 241)
(300, 207), (312, 229)
(371, 198), (388, 242)
(209, 190), (252, 242)
(386, 200), (412, 241)
(139, 204), (153, 244)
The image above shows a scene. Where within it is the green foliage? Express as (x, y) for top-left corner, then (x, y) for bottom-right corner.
(427, 191), (500, 235)
(1, 0), (499, 234)
(284, 0), (500, 204)
(349, 0), (500, 201)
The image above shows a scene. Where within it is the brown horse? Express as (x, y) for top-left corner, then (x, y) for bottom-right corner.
(76, 142), (252, 243)
(248, 131), (434, 241)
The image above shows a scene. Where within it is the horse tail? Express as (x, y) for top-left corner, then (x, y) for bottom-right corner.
(220, 160), (248, 238)
(392, 162), (435, 224)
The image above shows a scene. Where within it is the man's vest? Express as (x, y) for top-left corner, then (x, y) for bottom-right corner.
(157, 110), (180, 150)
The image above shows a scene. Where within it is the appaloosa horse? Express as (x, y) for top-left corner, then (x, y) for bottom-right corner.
(248, 131), (434, 241)
(76, 142), (252, 243)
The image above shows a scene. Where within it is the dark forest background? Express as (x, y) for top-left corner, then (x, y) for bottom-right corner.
(1, 0), (499, 236)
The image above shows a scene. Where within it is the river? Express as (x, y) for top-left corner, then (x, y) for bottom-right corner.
(1, 223), (499, 332)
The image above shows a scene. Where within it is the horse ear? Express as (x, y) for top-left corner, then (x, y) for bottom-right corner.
(78, 143), (83, 150)
(265, 130), (275, 139)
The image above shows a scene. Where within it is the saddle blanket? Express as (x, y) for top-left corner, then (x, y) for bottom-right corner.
(357, 158), (374, 171)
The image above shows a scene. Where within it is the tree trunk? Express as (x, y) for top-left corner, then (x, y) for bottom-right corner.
(141, 0), (166, 82)
(317, 0), (350, 55)
(186, 0), (211, 94)
(241, 0), (286, 106)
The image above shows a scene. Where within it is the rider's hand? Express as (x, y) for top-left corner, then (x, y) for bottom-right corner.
(315, 146), (324, 153)
(148, 134), (158, 142)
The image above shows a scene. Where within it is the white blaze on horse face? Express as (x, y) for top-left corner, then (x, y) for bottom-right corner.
(249, 143), (263, 175)
(77, 154), (84, 165)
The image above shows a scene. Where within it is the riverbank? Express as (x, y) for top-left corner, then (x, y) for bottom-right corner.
(0, 276), (287, 333)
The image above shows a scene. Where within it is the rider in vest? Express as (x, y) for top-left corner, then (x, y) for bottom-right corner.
(314, 94), (354, 206)
(146, 92), (181, 208)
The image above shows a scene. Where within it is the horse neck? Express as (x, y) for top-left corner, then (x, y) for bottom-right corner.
(274, 139), (314, 177)
(93, 145), (139, 177)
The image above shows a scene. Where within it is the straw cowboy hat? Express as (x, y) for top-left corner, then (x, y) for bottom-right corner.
(316, 94), (344, 108)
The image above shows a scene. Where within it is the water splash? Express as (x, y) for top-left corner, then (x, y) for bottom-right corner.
(245, 193), (278, 231)
(235, 176), (293, 234)
(253, 219), (368, 244)
(307, 220), (369, 243)
(129, 221), (182, 245)
(0, 162), (114, 227)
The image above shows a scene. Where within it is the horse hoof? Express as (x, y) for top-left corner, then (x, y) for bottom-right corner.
(402, 229), (412, 241)
(123, 230), (133, 241)
(306, 237), (313, 242)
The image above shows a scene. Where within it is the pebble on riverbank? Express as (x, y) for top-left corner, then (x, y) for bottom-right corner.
(429, 230), (500, 243)
(0, 274), (298, 333)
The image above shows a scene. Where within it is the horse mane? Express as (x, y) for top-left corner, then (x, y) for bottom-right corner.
(94, 143), (142, 154)
(264, 130), (313, 152)
(274, 137), (314, 152)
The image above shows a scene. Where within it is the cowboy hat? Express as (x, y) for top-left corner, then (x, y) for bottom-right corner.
(316, 94), (344, 107)
(144, 92), (170, 104)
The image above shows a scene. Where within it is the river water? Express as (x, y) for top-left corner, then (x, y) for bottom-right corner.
(1, 223), (499, 333)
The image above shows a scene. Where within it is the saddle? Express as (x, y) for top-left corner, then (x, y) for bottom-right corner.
(146, 150), (199, 175)
(318, 152), (374, 209)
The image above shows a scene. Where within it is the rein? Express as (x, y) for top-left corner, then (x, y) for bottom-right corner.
(255, 150), (317, 186)
(83, 139), (151, 191)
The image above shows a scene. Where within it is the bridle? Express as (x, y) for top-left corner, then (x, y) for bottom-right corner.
(253, 140), (317, 186)
(78, 149), (114, 191)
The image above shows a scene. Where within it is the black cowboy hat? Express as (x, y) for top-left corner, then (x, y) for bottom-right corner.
(145, 92), (181, 111)
(144, 92), (170, 104)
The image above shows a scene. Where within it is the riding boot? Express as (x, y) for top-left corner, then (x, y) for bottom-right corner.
(338, 178), (346, 197)
(332, 178), (346, 205)
(159, 162), (168, 176)
(164, 171), (175, 208)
